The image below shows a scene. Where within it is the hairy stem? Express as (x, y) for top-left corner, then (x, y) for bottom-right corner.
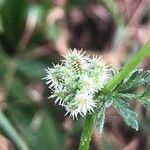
(79, 115), (95, 150)
(79, 43), (150, 150)
(103, 43), (150, 93)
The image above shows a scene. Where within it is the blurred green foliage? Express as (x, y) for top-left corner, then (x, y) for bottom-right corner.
(0, 0), (66, 149)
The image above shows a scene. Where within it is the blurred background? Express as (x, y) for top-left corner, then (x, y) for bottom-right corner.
(0, 0), (150, 149)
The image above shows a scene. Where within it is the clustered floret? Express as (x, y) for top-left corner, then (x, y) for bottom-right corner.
(43, 49), (110, 119)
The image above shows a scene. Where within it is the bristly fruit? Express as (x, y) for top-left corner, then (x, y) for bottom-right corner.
(43, 49), (110, 119)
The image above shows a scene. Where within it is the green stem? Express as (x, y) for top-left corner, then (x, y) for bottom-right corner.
(103, 43), (150, 93)
(0, 111), (29, 150)
(78, 43), (150, 150)
(79, 115), (95, 150)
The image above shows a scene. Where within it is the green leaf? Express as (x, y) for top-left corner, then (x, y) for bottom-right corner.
(117, 69), (150, 92)
(96, 96), (114, 135)
(0, 0), (28, 49)
(139, 86), (150, 110)
(115, 93), (139, 100)
(0, 111), (29, 150)
(17, 59), (49, 79)
(47, 22), (60, 41)
(112, 69), (150, 111)
(140, 86), (150, 98)
(96, 106), (105, 136)
(113, 98), (138, 130)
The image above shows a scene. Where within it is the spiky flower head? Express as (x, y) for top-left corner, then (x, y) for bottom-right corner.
(43, 49), (110, 119)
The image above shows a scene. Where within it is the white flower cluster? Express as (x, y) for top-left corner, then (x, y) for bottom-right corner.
(44, 49), (110, 119)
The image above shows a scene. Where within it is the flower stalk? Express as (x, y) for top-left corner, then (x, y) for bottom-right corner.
(78, 43), (150, 150)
